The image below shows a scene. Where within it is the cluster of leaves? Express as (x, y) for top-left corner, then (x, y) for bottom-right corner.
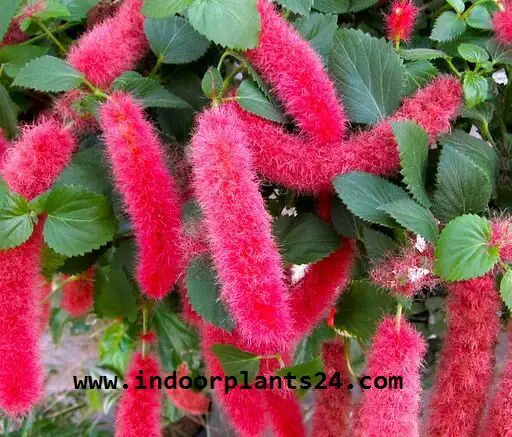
(1, 0), (512, 433)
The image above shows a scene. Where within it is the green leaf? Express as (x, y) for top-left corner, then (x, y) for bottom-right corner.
(144, 16), (210, 64)
(186, 255), (234, 332)
(236, 80), (286, 124)
(276, 357), (324, 396)
(334, 279), (396, 342)
(41, 243), (67, 281)
(294, 13), (337, 62)
(33, 0), (71, 20)
(113, 73), (190, 109)
(404, 60), (438, 95)
(50, 308), (70, 344)
(333, 172), (409, 226)
(273, 213), (341, 264)
(313, 0), (377, 13)
(398, 48), (448, 61)
(142, 0), (194, 18)
(188, 0), (261, 50)
(98, 321), (134, 375)
(486, 38), (512, 65)
(43, 186), (117, 256)
(463, 71), (488, 107)
(0, 0), (22, 41)
(61, 0), (101, 20)
(95, 265), (137, 322)
(362, 227), (396, 261)
(13, 55), (85, 92)
(447, 0), (465, 14)
(211, 344), (260, 382)
(391, 121), (431, 207)
(435, 214), (499, 281)
(201, 67), (223, 99)
(466, 5), (493, 30)
(329, 29), (404, 124)
(0, 193), (34, 249)
(294, 322), (335, 364)
(0, 44), (49, 78)
(458, 43), (489, 63)
(0, 83), (18, 139)
(275, 0), (313, 15)
(459, 102), (494, 124)
(500, 269), (512, 311)
(378, 199), (439, 242)
(331, 198), (360, 239)
(431, 11), (467, 42)
(432, 145), (492, 222)
(439, 130), (499, 189)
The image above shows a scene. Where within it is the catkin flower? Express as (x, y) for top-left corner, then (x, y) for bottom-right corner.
(426, 275), (501, 436)
(115, 352), (162, 437)
(166, 363), (210, 415)
(354, 317), (426, 437)
(493, 1), (512, 45)
(385, 0), (419, 43)
(60, 267), (95, 318)
(0, 1), (45, 46)
(265, 389), (305, 437)
(68, 0), (147, 88)
(100, 92), (184, 299)
(311, 341), (352, 437)
(481, 323), (512, 437)
(191, 105), (293, 350)
(491, 217), (512, 263)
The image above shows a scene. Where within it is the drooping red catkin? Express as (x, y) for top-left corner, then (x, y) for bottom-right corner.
(491, 217), (512, 263)
(166, 363), (210, 415)
(0, 119), (76, 415)
(68, 0), (147, 88)
(482, 323), (512, 437)
(426, 275), (501, 437)
(190, 105), (293, 350)
(493, 1), (512, 45)
(246, 0), (346, 145)
(60, 267), (95, 318)
(354, 317), (426, 437)
(115, 352), (162, 437)
(100, 92), (184, 299)
(0, 1), (45, 47)
(264, 389), (305, 437)
(234, 75), (462, 193)
(385, 0), (419, 43)
(312, 341), (352, 437)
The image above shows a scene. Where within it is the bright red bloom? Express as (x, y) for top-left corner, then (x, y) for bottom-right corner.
(481, 323), (512, 436)
(264, 389), (305, 437)
(312, 341), (352, 437)
(100, 93), (184, 299)
(385, 0), (419, 43)
(166, 363), (210, 415)
(60, 267), (95, 318)
(491, 217), (512, 263)
(354, 317), (426, 437)
(0, 1), (45, 46)
(493, 3), (512, 45)
(191, 105), (293, 350)
(427, 275), (501, 436)
(68, 0), (147, 88)
(115, 352), (162, 437)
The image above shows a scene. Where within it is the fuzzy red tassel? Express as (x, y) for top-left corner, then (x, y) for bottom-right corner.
(68, 0), (147, 88)
(60, 267), (95, 318)
(385, 0), (419, 43)
(191, 105), (293, 350)
(481, 323), (512, 436)
(491, 217), (512, 263)
(100, 93), (184, 299)
(493, 2), (512, 45)
(354, 317), (426, 437)
(264, 389), (305, 437)
(115, 352), (162, 437)
(311, 341), (352, 437)
(426, 275), (501, 436)
(166, 363), (210, 415)
(0, 1), (45, 47)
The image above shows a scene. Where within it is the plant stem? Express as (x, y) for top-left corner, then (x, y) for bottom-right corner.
(21, 22), (78, 46)
(396, 303), (403, 330)
(343, 341), (356, 379)
(221, 63), (246, 97)
(275, 354), (286, 369)
(149, 56), (163, 77)
(84, 79), (109, 99)
(445, 58), (462, 77)
(42, 275), (79, 303)
(462, 0), (495, 18)
(34, 18), (67, 55)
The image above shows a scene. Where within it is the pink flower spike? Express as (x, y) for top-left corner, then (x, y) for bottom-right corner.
(100, 92), (184, 299)
(60, 267), (95, 318)
(166, 363), (210, 415)
(385, 0), (419, 43)
(493, 3), (512, 45)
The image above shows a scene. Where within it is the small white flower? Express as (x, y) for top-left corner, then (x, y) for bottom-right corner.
(291, 264), (308, 283)
(281, 206), (298, 217)
(469, 125), (483, 140)
(493, 68), (508, 85)
(414, 235), (427, 253)
(408, 267), (430, 283)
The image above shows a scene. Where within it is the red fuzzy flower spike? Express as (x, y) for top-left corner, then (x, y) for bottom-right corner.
(426, 275), (501, 436)
(491, 217), (512, 263)
(191, 105), (293, 350)
(385, 0), (419, 44)
(312, 341), (352, 437)
(354, 317), (426, 437)
(166, 363), (210, 415)
(493, 1), (512, 45)
(100, 92), (184, 299)
(68, 0), (147, 88)
(60, 267), (95, 318)
(115, 352), (162, 437)
(481, 323), (512, 436)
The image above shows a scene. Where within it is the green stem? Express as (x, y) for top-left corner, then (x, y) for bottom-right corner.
(149, 56), (163, 78)
(462, 0), (495, 18)
(84, 79), (109, 99)
(275, 354), (286, 369)
(396, 303), (403, 330)
(21, 22), (77, 46)
(445, 58), (462, 78)
(42, 275), (80, 303)
(343, 341), (356, 379)
(221, 63), (246, 97)
(34, 18), (67, 55)
(217, 50), (246, 72)
(481, 121), (496, 146)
